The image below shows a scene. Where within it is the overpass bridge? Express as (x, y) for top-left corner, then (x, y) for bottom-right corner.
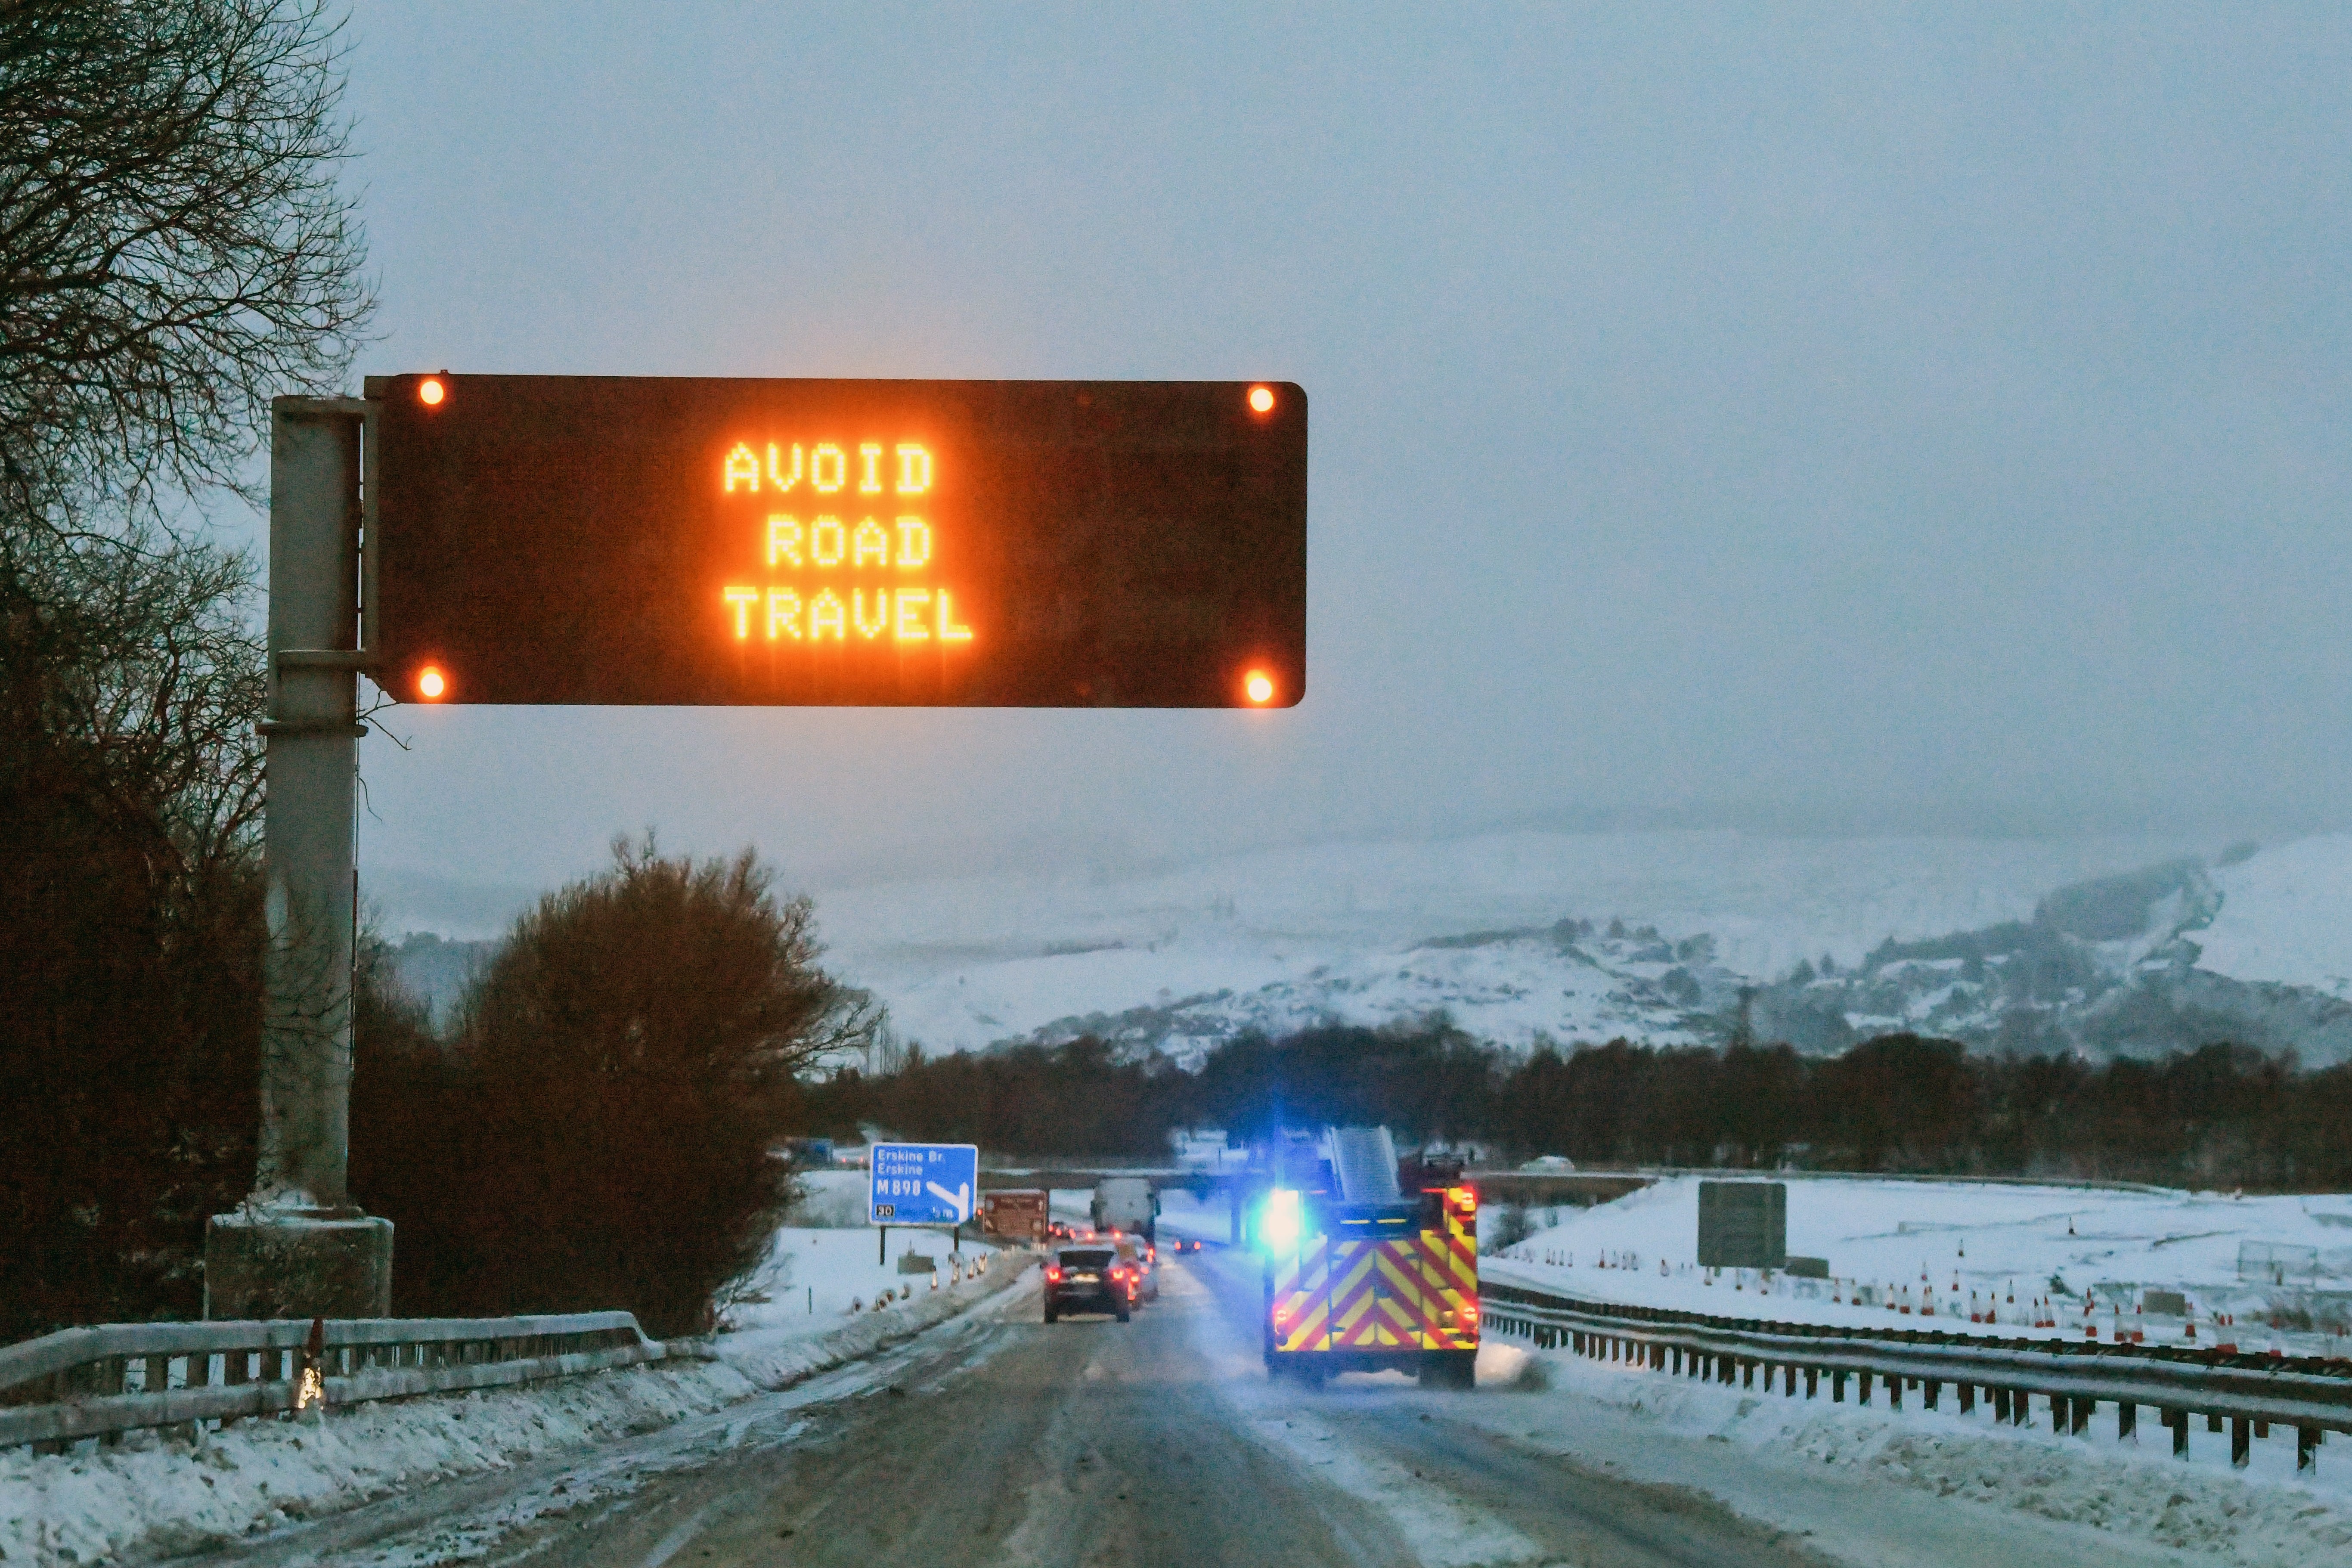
(976, 1165), (1653, 1242)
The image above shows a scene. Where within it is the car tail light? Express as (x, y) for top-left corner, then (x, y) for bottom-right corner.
(1046, 1266), (1063, 1283)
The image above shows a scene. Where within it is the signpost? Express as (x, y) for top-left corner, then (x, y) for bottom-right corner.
(204, 399), (394, 1322)
(869, 1142), (980, 1264)
(212, 375), (1304, 1318)
(981, 1189), (1050, 1243)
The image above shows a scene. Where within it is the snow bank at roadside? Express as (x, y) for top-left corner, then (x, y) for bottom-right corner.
(1469, 1338), (2352, 1568)
(0, 1357), (756, 1567)
(0, 1244), (1032, 1568)
(709, 1229), (1020, 1387)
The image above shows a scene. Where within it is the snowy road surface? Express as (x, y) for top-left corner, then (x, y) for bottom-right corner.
(180, 1250), (2262, 1568)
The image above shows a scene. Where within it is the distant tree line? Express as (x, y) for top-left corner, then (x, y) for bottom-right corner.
(806, 1024), (2352, 1190)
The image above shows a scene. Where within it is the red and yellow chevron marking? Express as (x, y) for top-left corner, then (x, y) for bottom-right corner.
(1323, 1238), (1439, 1349)
(1272, 1234), (1329, 1352)
(1327, 1241), (1380, 1348)
(1270, 1193), (1480, 1358)
(1407, 1191), (1480, 1349)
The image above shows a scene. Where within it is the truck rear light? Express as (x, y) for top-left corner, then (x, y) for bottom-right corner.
(1450, 1186), (1477, 1215)
(1457, 1300), (1479, 1323)
(1274, 1307), (1291, 1324)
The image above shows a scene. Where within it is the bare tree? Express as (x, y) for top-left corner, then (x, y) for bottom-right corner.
(0, 0), (372, 533)
(0, 0), (372, 866)
(0, 0), (369, 1336)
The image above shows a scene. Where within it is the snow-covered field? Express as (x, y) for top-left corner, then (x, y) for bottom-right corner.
(811, 828), (2200, 1054)
(1490, 1174), (2352, 1357)
(0, 1218), (1025, 1567)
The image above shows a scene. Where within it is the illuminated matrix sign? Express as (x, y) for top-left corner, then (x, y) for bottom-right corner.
(367, 375), (1307, 707)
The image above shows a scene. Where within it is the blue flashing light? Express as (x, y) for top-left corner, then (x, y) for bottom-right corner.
(1261, 1188), (1302, 1254)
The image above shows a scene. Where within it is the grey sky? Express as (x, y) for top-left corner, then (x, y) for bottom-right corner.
(335, 3), (2350, 918)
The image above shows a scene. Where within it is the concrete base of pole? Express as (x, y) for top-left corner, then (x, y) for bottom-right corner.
(203, 1212), (394, 1320)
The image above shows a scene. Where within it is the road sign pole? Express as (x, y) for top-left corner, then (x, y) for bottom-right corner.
(204, 397), (393, 1320)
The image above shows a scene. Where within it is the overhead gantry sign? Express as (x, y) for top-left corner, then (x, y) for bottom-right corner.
(366, 375), (1309, 708)
(212, 375), (1306, 1320)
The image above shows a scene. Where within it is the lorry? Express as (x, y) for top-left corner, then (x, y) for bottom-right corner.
(1090, 1176), (1159, 1242)
(1259, 1126), (1479, 1389)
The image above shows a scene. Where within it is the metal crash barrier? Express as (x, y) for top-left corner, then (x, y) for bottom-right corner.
(1482, 1279), (2352, 1473)
(0, 1311), (665, 1453)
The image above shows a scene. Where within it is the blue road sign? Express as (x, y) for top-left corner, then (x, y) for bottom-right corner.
(868, 1143), (979, 1226)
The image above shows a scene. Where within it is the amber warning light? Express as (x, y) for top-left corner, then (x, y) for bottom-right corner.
(366, 375), (1306, 707)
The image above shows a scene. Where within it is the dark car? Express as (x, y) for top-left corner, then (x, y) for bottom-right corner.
(1044, 1244), (1132, 1323)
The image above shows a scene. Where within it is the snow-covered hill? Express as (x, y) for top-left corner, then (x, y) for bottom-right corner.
(1732, 836), (2352, 1062)
(803, 830), (2201, 1063)
(2197, 835), (2352, 1001)
(392, 829), (2352, 1065)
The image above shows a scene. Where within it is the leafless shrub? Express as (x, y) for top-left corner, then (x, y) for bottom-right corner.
(356, 840), (882, 1336)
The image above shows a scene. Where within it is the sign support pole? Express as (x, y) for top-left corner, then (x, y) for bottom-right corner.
(204, 396), (393, 1320)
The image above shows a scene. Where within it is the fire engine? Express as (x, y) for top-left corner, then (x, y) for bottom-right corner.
(1258, 1127), (1479, 1389)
